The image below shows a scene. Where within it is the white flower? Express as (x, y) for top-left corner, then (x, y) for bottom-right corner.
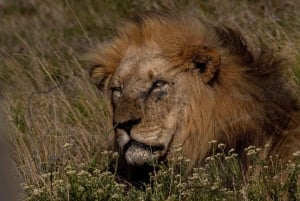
(293, 151), (300, 157)
(78, 186), (85, 192)
(66, 170), (76, 175)
(112, 194), (120, 199)
(217, 143), (226, 149)
(63, 143), (72, 149)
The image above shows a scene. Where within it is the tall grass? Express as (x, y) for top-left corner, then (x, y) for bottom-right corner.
(0, 0), (300, 200)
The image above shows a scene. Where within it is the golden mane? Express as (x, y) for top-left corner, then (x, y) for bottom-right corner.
(88, 12), (300, 181)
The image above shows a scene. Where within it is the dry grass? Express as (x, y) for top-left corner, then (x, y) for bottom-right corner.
(0, 0), (300, 200)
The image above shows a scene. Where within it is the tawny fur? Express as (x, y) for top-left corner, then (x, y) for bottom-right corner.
(87, 12), (300, 181)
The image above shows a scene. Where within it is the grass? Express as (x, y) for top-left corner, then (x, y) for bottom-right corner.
(23, 146), (300, 200)
(0, 0), (300, 200)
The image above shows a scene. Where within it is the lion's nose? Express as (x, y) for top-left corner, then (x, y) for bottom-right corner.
(114, 118), (141, 135)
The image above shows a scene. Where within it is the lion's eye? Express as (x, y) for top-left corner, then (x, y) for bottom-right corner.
(153, 80), (167, 89)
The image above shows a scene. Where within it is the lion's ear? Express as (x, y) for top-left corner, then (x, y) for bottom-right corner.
(89, 64), (114, 93)
(185, 45), (221, 84)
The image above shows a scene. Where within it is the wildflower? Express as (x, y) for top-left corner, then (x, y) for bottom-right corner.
(63, 143), (72, 149)
(177, 156), (184, 161)
(119, 183), (127, 189)
(23, 185), (31, 190)
(78, 186), (85, 192)
(97, 189), (104, 194)
(217, 143), (226, 149)
(174, 147), (183, 152)
(199, 167), (205, 171)
(225, 190), (234, 195)
(245, 146), (255, 152)
(292, 150), (300, 157)
(205, 156), (215, 161)
(255, 147), (262, 152)
(32, 189), (40, 196)
(289, 163), (296, 168)
(112, 152), (119, 158)
(228, 148), (235, 154)
(93, 169), (101, 175)
(215, 153), (223, 157)
(205, 157), (211, 162)
(41, 173), (50, 178)
(231, 153), (238, 157)
(66, 170), (76, 175)
(52, 171), (59, 176)
(77, 170), (90, 176)
(166, 196), (176, 201)
(64, 165), (72, 171)
(246, 149), (256, 156)
(180, 191), (187, 196)
(202, 178), (208, 185)
(211, 184), (218, 190)
(101, 171), (111, 176)
(168, 167), (174, 172)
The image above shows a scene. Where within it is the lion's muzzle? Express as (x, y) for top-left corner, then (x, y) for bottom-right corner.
(115, 118), (166, 166)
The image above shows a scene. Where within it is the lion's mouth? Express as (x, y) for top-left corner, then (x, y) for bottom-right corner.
(123, 139), (165, 153)
(122, 139), (165, 166)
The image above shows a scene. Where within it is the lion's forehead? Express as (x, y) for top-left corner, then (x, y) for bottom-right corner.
(112, 46), (170, 87)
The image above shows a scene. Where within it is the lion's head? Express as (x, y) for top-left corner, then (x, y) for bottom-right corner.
(88, 12), (300, 181)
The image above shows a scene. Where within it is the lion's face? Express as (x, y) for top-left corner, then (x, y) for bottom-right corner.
(111, 47), (188, 165)
(90, 43), (221, 167)
(92, 40), (220, 166)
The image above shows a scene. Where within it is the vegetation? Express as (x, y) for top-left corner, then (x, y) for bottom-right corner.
(24, 145), (300, 201)
(0, 0), (299, 200)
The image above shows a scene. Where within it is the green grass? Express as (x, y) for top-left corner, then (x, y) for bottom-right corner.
(0, 0), (300, 200)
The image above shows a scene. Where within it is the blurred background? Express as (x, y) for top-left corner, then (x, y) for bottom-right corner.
(0, 0), (299, 199)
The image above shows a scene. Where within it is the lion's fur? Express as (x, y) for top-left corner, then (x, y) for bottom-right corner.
(88, 12), (300, 181)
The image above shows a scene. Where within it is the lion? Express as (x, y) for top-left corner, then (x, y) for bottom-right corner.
(87, 12), (300, 183)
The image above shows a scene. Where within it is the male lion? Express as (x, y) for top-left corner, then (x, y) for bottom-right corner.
(88, 12), (300, 182)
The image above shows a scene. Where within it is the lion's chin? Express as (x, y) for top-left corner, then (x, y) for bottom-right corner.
(124, 142), (164, 166)
(125, 145), (154, 166)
